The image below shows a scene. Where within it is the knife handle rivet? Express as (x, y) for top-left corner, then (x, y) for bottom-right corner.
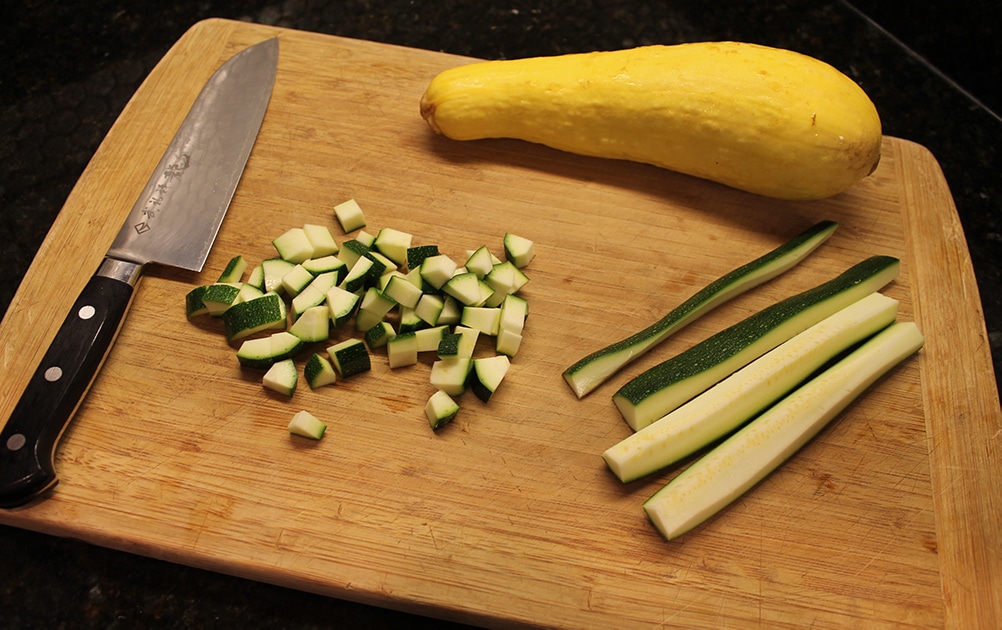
(78, 305), (96, 320)
(5, 433), (26, 452)
(44, 366), (63, 382)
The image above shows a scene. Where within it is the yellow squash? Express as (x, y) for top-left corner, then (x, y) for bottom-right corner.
(420, 42), (882, 200)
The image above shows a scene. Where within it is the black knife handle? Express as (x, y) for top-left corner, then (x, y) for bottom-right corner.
(0, 259), (142, 508)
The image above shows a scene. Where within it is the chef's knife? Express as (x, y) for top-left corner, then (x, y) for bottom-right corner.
(0, 37), (279, 508)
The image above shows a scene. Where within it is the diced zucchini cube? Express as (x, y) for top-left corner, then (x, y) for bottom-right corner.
(469, 355), (511, 402)
(374, 227), (413, 267)
(464, 245), (494, 278)
(404, 266), (426, 291)
(236, 337), (272, 370)
(289, 305), (330, 343)
(443, 271), (494, 307)
(261, 258), (296, 293)
(461, 306), (501, 336)
(303, 223), (339, 257)
(340, 255), (373, 293)
(337, 239), (369, 269)
(355, 230), (376, 248)
(236, 331), (304, 369)
(235, 283), (265, 304)
(303, 255), (347, 282)
(398, 306), (425, 333)
(246, 264), (265, 291)
(503, 232), (535, 268)
(419, 254), (458, 290)
(304, 353), (337, 389)
(223, 293), (287, 341)
(328, 338), (370, 377)
(415, 325), (449, 353)
(291, 271), (338, 318)
(425, 390), (460, 431)
(326, 286), (360, 327)
(263, 358), (298, 397)
(185, 285), (210, 318)
(281, 264), (316, 298)
(201, 283), (242, 316)
(333, 198), (366, 233)
(356, 287), (397, 332)
(364, 321), (396, 349)
(437, 295), (463, 326)
(291, 286), (324, 317)
(288, 410), (327, 439)
(452, 325), (480, 358)
(383, 274), (423, 309)
(386, 332), (418, 368)
(430, 358), (472, 396)
(273, 227), (315, 264)
(496, 328), (523, 357)
(437, 332), (462, 358)
(499, 293), (528, 334)
(217, 255), (247, 283)
(414, 293), (445, 326)
(363, 251), (393, 286)
(485, 261), (530, 296)
(407, 244), (439, 271)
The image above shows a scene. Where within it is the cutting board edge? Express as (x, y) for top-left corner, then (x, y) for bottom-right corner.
(892, 136), (1002, 626)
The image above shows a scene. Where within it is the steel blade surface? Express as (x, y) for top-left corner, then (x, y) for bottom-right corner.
(107, 38), (278, 271)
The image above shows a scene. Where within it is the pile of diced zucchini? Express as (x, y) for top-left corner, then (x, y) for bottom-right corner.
(185, 198), (536, 435)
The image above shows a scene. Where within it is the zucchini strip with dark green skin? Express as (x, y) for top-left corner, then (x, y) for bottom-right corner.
(561, 220), (839, 398)
(613, 255), (901, 430)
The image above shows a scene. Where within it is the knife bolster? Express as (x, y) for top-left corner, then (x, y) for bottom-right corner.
(97, 258), (144, 288)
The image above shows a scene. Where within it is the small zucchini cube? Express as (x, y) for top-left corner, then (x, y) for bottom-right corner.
(386, 332), (419, 368)
(430, 358), (472, 396)
(425, 390), (460, 431)
(468, 355), (511, 402)
(263, 358), (298, 397)
(333, 198), (366, 232)
(419, 254), (458, 290)
(374, 227), (413, 267)
(303, 223), (339, 257)
(304, 353), (337, 389)
(223, 293), (287, 341)
(407, 244), (439, 271)
(288, 305), (330, 343)
(273, 227), (315, 264)
(503, 232), (535, 268)
(328, 338), (371, 377)
(217, 255), (248, 283)
(364, 321), (396, 349)
(288, 410), (327, 439)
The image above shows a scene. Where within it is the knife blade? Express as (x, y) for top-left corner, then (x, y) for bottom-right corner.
(0, 37), (279, 509)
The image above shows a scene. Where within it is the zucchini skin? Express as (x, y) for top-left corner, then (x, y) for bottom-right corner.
(420, 42), (881, 200)
(562, 220), (838, 398)
(613, 255), (900, 430)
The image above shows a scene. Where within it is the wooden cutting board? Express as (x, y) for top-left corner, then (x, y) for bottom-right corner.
(2, 19), (999, 628)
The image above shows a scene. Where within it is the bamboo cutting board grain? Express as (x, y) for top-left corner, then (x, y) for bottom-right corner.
(2, 19), (1000, 628)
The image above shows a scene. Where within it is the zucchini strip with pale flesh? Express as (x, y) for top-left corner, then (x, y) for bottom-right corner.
(643, 321), (924, 541)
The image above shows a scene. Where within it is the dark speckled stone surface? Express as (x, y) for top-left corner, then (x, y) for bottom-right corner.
(2, 1), (999, 627)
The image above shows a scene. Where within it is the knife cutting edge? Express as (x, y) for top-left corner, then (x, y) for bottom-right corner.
(0, 37), (279, 508)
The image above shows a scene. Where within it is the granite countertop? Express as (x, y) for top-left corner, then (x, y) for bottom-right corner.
(2, 1), (999, 627)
